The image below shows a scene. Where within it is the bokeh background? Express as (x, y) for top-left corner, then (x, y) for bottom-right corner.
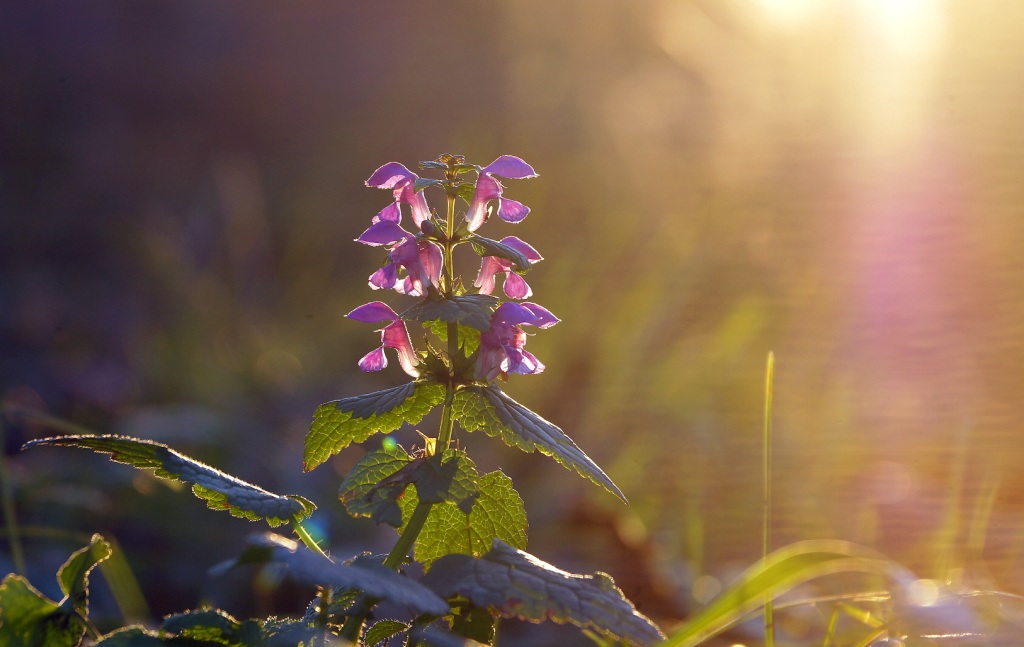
(4, 1), (1024, 644)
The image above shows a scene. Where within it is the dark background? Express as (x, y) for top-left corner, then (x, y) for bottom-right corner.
(4, 2), (1024, 644)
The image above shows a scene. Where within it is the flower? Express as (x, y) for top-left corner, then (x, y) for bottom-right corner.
(475, 301), (559, 382)
(365, 162), (432, 229)
(367, 237), (442, 297)
(474, 236), (543, 299)
(348, 301), (419, 377)
(465, 155), (538, 232)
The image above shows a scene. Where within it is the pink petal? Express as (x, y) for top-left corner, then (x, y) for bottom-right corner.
(382, 320), (420, 377)
(358, 347), (387, 372)
(348, 301), (399, 323)
(368, 264), (398, 291)
(356, 220), (409, 246)
(482, 155), (538, 179)
(496, 198), (530, 224)
(366, 162), (416, 189)
(474, 256), (503, 295)
(374, 202), (401, 223)
(419, 241), (443, 288)
(521, 302), (559, 328)
(465, 173), (503, 232)
(500, 236), (542, 263)
(502, 272), (532, 299)
(397, 183), (432, 227)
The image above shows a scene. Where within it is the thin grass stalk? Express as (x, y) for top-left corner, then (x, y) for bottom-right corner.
(763, 351), (775, 647)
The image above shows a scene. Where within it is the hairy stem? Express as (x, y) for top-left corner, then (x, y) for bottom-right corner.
(291, 519), (331, 562)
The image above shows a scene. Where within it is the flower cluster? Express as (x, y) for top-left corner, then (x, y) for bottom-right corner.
(348, 155), (557, 383)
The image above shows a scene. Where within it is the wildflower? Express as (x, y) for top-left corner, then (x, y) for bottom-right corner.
(347, 301), (419, 377)
(474, 236), (543, 299)
(465, 155), (538, 232)
(367, 238), (442, 297)
(476, 301), (559, 382)
(365, 162), (432, 229)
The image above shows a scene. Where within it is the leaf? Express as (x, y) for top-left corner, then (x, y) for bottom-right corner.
(456, 182), (476, 205)
(468, 234), (531, 272)
(413, 177), (442, 192)
(364, 619), (409, 647)
(661, 540), (916, 647)
(160, 609), (257, 644)
(424, 320), (481, 356)
(306, 381), (445, 471)
(452, 386), (626, 503)
(401, 294), (499, 331)
(216, 533), (450, 617)
(422, 539), (665, 647)
(399, 471), (527, 568)
(23, 435), (315, 527)
(411, 623), (490, 647)
(340, 447), (481, 528)
(57, 533), (112, 621)
(0, 574), (83, 647)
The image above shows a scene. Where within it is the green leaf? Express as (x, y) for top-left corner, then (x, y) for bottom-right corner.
(23, 435), (315, 527)
(0, 574), (83, 647)
(364, 619), (409, 647)
(456, 182), (476, 205)
(57, 533), (112, 621)
(401, 294), (499, 331)
(661, 540), (915, 647)
(216, 533), (450, 617)
(340, 447), (480, 528)
(160, 609), (253, 644)
(452, 386), (626, 503)
(468, 234), (531, 272)
(422, 539), (665, 647)
(399, 470), (527, 568)
(424, 320), (481, 356)
(306, 381), (445, 471)
(413, 177), (442, 192)
(419, 160), (447, 170)
(411, 623), (490, 647)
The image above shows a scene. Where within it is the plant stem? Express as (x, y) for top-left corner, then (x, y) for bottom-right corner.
(291, 519), (332, 562)
(763, 351), (775, 647)
(0, 413), (28, 575)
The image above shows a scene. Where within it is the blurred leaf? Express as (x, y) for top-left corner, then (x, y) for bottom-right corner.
(215, 533), (450, 617)
(364, 619), (409, 646)
(0, 574), (83, 647)
(160, 609), (262, 644)
(456, 182), (476, 205)
(467, 234), (530, 272)
(401, 294), (499, 331)
(24, 435), (315, 527)
(410, 623), (489, 647)
(422, 539), (664, 646)
(57, 533), (112, 621)
(413, 177), (442, 192)
(419, 160), (447, 170)
(399, 470), (526, 567)
(661, 540), (916, 647)
(424, 320), (481, 355)
(306, 381), (445, 471)
(452, 386), (626, 503)
(341, 446), (481, 531)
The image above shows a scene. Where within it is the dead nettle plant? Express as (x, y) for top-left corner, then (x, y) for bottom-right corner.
(8, 154), (665, 647)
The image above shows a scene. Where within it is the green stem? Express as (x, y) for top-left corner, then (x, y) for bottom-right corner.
(291, 519), (331, 562)
(0, 415), (27, 575)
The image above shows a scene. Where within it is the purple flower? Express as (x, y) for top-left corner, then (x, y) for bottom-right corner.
(465, 155), (538, 232)
(474, 236), (543, 299)
(368, 237), (442, 297)
(475, 301), (559, 382)
(365, 162), (432, 229)
(348, 301), (419, 377)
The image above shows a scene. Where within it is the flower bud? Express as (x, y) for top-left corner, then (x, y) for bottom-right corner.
(419, 220), (437, 237)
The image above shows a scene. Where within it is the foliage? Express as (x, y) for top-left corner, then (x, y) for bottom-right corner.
(7, 154), (657, 646)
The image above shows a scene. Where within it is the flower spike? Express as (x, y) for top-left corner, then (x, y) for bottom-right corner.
(348, 301), (420, 377)
(465, 156), (538, 232)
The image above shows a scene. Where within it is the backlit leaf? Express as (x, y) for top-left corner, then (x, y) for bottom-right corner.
(452, 386), (626, 503)
(364, 619), (409, 647)
(422, 539), (664, 646)
(24, 435), (315, 527)
(306, 381), (445, 471)
(399, 470), (526, 567)
(0, 575), (82, 647)
(340, 447), (480, 528)
(217, 533), (449, 617)
(468, 234), (531, 272)
(57, 533), (112, 621)
(401, 294), (499, 331)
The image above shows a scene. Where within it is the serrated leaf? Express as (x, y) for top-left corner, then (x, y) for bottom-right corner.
(340, 447), (480, 528)
(160, 609), (249, 643)
(413, 177), (441, 192)
(306, 381), (445, 471)
(456, 182), (476, 205)
(424, 320), (481, 356)
(399, 471), (526, 567)
(401, 294), (499, 332)
(422, 540), (665, 647)
(468, 234), (531, 272)
(57, 533), (112, 621)
(452, 386), (626, 503)
(364, 619), (409, 647)
(0, 574), (83, 647)
(23, 435), (315, 527)
(219, 533), (449, 617)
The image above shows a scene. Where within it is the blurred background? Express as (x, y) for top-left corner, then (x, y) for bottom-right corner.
(4, 1), (1024, 644)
